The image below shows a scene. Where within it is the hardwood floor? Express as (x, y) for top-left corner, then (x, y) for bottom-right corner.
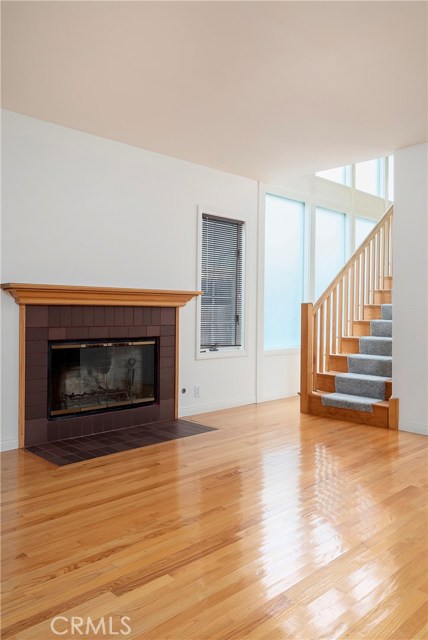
(1, 397), (427, 639)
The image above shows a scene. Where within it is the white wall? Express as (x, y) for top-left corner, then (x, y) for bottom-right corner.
(2, 110), (420, 449)
(394, 142), (428, 435)
(1, 110), (259, 450)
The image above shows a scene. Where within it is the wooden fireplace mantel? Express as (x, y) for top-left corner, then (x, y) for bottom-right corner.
(1, 283), (202, 307)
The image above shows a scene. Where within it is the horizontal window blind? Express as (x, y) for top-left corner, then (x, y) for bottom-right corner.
(201, 214), (243, 349)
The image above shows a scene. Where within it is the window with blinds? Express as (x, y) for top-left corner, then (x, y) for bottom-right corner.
(201, 214), (244, 351)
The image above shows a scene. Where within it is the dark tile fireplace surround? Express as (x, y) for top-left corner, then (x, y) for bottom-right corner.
(25, 304), (176, 446)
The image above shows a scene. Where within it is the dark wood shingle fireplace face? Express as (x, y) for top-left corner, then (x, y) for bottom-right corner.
(1, 284), (201, 448)
(25, 305), (174, 445)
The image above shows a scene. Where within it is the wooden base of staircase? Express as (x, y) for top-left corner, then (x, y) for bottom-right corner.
(307, 393), (399, 429)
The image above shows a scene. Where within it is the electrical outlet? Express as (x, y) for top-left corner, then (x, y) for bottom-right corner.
(194, 385), (200, 398)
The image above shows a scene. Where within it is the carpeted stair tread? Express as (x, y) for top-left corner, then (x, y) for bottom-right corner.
(335, 372), (389, 400)
(359, 336), (392, 356)
(381, 304), (392, 320)
(321, 392), (382, 413)
(336, 372), (391, 381)
(370, 320), (392, 337)
(348, 354), (392, 377)
(348, 354), (392, 361)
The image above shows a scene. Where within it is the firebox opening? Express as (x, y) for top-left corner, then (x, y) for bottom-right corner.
(48, 338), (158, 419)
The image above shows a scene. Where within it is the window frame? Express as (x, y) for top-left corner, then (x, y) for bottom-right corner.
(196, 207), (248, 360)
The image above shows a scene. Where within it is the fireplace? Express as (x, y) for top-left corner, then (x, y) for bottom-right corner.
(49, 338), (157, 418)
(20, 304), (176, 445)
(1, 283), (201, 448)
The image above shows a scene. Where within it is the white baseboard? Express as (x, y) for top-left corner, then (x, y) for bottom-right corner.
(179, 396), (257, 417)
(257, 392), (299, 403)
(399, 421), (428, 436)
(1, 438), (19, 452)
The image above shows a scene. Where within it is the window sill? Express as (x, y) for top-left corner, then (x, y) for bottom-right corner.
(197, 348), (248, 361)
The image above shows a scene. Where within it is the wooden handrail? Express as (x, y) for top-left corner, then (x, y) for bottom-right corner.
(300, 206), (393, 412)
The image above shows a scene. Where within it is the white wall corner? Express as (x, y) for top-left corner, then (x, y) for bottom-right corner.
(394, 142), (428, 435)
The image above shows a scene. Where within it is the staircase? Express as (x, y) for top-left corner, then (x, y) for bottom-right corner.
(300, 206), (398, 429)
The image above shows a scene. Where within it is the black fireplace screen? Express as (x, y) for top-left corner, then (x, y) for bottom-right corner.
(48, 339), (157, 418)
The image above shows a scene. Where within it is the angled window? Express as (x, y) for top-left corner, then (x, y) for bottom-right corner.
(200, 214), (244, 352)
(316, 165), (351, 186)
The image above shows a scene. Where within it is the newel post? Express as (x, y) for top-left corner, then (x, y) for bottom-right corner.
(300, 303), (313, 413)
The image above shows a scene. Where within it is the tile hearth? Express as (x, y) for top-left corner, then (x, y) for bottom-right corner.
(26, 419), (217, 466)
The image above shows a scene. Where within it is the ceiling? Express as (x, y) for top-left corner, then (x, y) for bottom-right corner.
(2, 1), (427, 184)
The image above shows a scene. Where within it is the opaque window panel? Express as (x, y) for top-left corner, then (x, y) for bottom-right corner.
(315, 207), (346, 300)
(264, 195), (305, 350)
(388, 155), (394, 201)
(356, 158), (383, 197)
(355, 216), (376, 249)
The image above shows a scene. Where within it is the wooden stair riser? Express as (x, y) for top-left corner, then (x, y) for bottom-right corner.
(363, 305), (382, 320)
(383, 275), (393, 290)
(316, 373), (392, 400)
(351, 320), (371, 337)
(328, 354), (348, 372)
(374, 289), (392, 304)
(309, 393), (389, 428)
(340, 337), (360, 354)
